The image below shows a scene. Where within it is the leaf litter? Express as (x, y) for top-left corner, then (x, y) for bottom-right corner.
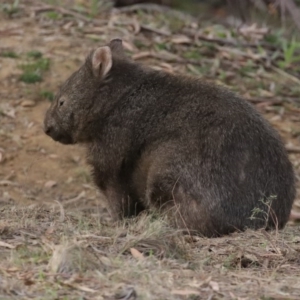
(0, 0), (300, 299)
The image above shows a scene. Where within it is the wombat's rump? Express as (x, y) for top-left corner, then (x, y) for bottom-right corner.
(44, 39), (295, 237)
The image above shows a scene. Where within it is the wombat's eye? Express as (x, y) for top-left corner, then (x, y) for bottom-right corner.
(59, 99), (64, 107)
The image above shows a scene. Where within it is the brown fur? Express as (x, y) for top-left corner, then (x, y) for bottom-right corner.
(44, 39), (295, 237)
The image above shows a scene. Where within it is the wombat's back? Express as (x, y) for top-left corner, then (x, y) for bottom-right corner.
(131, 72), (295, 236)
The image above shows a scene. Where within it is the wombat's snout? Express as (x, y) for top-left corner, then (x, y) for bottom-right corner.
(44, 123), (53, 136)
(43, 117), (56, 138)
(43, 118), (74, 145)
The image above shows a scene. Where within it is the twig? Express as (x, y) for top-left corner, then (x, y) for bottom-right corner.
(183, 28), (279, 51)
(140, 24), (171, 36)
(285, 145), (300, 153)
(260, 229), (281, 255)
(132, 50), (210, 66)
(32, 5), (92, 23)
(54, 200), (65, 223)
(0, 180), (18, 186)
(114, 3), (196, 23)
(271, 65), (300, 85)
(246, 98), (284, 105)
(277, 0), (300, 31)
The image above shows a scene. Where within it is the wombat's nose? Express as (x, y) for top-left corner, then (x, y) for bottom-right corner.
(44, 124), (53, 136)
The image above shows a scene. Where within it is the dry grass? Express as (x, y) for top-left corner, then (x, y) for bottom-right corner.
(0, 203), (299, 299)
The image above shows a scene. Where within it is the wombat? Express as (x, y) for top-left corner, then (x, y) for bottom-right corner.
(44, 38), (295, 237)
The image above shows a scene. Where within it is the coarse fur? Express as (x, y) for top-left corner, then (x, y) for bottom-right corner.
(44, 39), (295, 237)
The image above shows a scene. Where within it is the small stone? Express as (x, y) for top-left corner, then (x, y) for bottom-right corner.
(21, 100), (35, 107)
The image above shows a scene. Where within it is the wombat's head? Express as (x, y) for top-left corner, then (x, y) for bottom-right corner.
(43, 38), (126, 144)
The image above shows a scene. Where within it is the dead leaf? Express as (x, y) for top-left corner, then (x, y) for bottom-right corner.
(171, 289), (200, 296)
(21, 100), (35, 107)
(132, 51), (152, 60)
(63, 282), (97, 293)
(243, 253), (259, 263)
(115, 286), (137, 299)
(2, 108), (16, 118)
(171, 35), (192, 44)
(7, 267), (20, 272)
(23, 277), (35, 286)
(0, 180), (18, 186)
(290, 210), (300, 221)
(44, 180), (57, 188)
(131, 19), (140, 35)
(122, 40), (137, 52)
(45, 225), (56, 236)
(0, 240), (15, 249)
(209, 281), (220, 292)
(130, 248), (144, 260)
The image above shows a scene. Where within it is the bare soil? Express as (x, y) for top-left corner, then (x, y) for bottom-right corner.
(0, 1), (300, 299)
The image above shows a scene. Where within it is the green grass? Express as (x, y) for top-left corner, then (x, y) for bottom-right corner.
(279, 37), (300, 69)
(183, 49), (202, 60)
(21, 58), (50, 72)
(40, 90), (55, 101)
(45, 11), (60, 20)
(0, 51), (18, 58)
(19, 53), (50, 84)
(27, 50), (43, 59)
(20, 72), (42, 83)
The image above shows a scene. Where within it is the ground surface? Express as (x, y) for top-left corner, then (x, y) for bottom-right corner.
(0, 1), (300, 299)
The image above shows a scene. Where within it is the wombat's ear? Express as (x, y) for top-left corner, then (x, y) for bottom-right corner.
(91, 46), (112, 78)
(109, 39), (125, 56)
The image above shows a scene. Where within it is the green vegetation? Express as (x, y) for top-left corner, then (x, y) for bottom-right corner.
(0, 51), (18, 58)
(19, 52), (50, 84)
(27, 50), (43, 59)
(183, 49), (202, 60)
(279, 37), (300, 68)
(40, 90), (55, 102)
(46, 11), (60, 20)
(0, 0), (19, 16)
(20, 73), (42, 83)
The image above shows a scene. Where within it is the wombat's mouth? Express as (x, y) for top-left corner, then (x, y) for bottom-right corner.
(44, 128), (75, 145)
(55, 134), (75, 145)
(52, 133), (75, 145)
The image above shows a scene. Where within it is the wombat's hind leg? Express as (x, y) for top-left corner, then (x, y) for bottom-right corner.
(146, 178), (219, 237)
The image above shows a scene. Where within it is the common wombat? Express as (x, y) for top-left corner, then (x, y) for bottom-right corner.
(44, 39), (295, 237)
